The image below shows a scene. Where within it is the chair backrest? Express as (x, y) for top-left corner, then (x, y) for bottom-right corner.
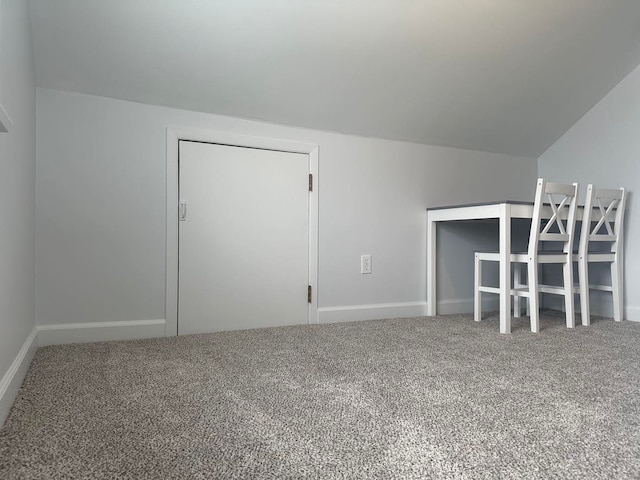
(578, 184), (626, 257)
(528, 178), (579, 257)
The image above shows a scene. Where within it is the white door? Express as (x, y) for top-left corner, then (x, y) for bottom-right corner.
(178, 140), (310, 334)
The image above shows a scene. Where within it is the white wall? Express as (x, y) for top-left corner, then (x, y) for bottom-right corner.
(539, 62), (640, 321)
(0, 0), (37, 423)
(36, 88), (537, 337)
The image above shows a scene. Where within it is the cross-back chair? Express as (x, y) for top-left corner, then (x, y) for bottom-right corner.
(474, 178), (579, 333)
(575, 184), (626, 325)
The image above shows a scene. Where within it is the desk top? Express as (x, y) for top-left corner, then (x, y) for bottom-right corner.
(426, 200), (533, 211)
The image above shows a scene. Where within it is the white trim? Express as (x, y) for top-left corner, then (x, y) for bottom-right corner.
(540, 295), (639, 323)
(166, 128), (320, 336)
(318, 298), (503, 324)
(318, 302), (427, 324)
(437, 297), (500, 315)
(0, 104), (13, 133)
(0, 328), (38, 426)
(37, 319), (166, 346)
(626, 306), (640, 322)
(583, 300), (613, 319)
(426, 297), (501, 316)
(308, 147), (319, 324)
(585, 302), (640, 323)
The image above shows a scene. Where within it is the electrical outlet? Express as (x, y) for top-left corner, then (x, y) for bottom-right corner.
(361, 254), (372, 274)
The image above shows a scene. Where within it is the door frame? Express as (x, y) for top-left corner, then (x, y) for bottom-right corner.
(165, 128), (319, 336)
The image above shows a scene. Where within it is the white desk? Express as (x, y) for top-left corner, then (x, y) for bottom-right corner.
(427, 201), (613, 333)
(427, 201), (537, 334)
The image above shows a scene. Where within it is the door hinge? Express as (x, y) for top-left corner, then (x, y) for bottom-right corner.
(309, 173), (313, 192)
(307, 285), (312, 303)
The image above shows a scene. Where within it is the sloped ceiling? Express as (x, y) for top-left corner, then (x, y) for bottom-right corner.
(28, 0), (640, 157)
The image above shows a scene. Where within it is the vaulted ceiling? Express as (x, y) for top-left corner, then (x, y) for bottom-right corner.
(28, 0), (640, 157)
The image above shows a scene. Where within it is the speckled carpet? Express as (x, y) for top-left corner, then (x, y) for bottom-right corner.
(1, 312), (640, 479)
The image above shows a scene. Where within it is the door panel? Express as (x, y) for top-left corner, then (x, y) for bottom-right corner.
(178, 141), (309, 334)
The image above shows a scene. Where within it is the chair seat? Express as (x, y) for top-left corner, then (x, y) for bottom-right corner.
(477, 250), (567, 255)
(476, 251), (568, 263)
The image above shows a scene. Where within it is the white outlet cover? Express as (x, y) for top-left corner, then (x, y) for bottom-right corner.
(361, 254), (372, 274)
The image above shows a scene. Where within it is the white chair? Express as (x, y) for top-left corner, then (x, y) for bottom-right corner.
(474, 179), (579, 333)
(575, 184), (626, 325)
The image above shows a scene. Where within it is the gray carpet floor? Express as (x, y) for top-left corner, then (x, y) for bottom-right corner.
(1, 312), (640, 479)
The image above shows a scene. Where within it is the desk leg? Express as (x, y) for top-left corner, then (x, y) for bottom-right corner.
(427, 214), (436, 316)
(499, 204), (512, 334)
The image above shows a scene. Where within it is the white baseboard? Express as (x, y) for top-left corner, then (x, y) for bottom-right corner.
(625, 307), (640, 322)
(589, 301), (614, 319)
(37, 319), (166, 346)
(528, 295), (640, 323)
(318, 302), (427, 324)
(435, 297), (500, 315)
(318, 298), (503, 324)
(429, 293), (638, 322)
(0, 328), (38, 426)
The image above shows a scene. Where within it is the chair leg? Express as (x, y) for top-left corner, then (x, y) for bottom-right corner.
(514, 263), (521, 318)
(578, 258), (590, 326)
(525, 265), (531, 317)
(527, 260), (540, 333)
(474, 254), (481, 322)
(611, 260), (623, 322)
(562, 260), (575, 328)
(527, 263), (541, 318)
